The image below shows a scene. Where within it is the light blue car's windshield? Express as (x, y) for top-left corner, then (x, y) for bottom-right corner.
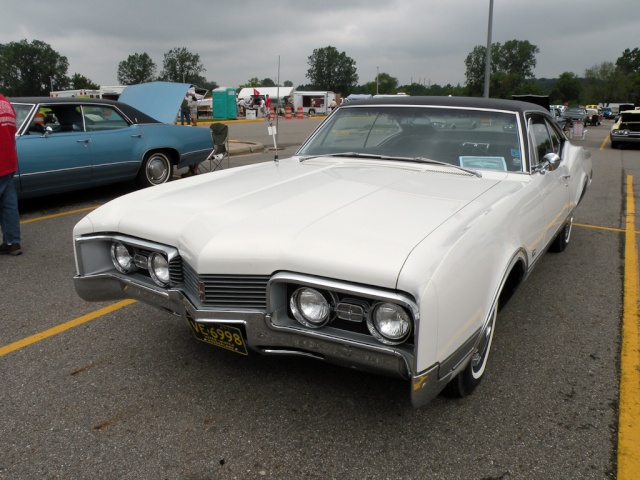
(298, 106), (523, 172)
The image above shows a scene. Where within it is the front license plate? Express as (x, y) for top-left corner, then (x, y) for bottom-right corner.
(188, 321), (248, 356)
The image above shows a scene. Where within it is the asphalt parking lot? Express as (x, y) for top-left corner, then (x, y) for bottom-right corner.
(1, 117), (638, 479)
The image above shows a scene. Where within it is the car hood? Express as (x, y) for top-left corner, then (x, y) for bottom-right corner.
(118, 82), (192, 124)
(78, 158), (508, 288)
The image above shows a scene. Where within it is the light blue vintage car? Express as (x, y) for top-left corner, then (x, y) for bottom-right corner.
(11, 82), (212, 199)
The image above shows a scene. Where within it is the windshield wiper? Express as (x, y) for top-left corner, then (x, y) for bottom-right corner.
(299, 152), (482, 177)
(410, 157), (482, 177)
(299, 152), (390, 161)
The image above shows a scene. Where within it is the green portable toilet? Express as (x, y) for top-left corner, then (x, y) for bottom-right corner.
(213, 87), (237, 120)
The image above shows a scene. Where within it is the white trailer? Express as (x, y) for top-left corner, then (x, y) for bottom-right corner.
(50, 85), (126, 100)
(293, 91), (336, 115)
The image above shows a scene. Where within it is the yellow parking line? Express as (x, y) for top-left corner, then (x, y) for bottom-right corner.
(20, 206), (98, 224)
(574, 222), (625, 234)
(599, 134), (610, 150)
(618, 175), (640, 479)
(0, 299), (136, 357)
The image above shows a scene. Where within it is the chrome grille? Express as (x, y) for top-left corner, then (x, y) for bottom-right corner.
(183, 262), (269, 310)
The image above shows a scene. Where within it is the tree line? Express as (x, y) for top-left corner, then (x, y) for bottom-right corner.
(1, 39), (638, 107)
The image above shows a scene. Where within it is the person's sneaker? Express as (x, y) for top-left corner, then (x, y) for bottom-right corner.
(0, 243), (22, 256)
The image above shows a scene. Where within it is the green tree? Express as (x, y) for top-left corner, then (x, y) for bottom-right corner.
(117, 52), (157, 85)
(464, 40), (539, 98)
(200, 80), (219, 92)
(306, 46), (358, 95)
(365, 72), (398, 95)
(238, 77), (261, 89)
(616, 48), (640, 74)
(494, 40), (539, 81)
(400, 82), (464, 97)
(283, 80), (294, 87)
(550, 72), (583, 105)
(69, 73), (99, 90)
(158, 47), (205, 83)
(583, 62), (617, 105)
(614, 48), (640, 104)
(261, 78), (276, 87)
(0, 39), (69, 96)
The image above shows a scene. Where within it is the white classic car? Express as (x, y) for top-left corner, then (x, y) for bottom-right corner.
(73, 97), (592, 407)
(610, 108), (640, 148)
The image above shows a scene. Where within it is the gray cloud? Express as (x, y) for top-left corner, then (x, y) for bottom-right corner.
(1, 0), (638, 90)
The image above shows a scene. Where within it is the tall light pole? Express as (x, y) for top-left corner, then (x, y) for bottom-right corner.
(483, 0), (494, 98)
(376, 67), (379, 95)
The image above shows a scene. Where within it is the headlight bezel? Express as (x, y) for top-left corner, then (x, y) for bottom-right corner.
(277, 274), (416, 347)
(148, 251), (171, 287)
(367, 302), (413, 345)
(110, 241), (137, 274)
(102, 237), (180, 288)
(289, 287), (335, 328)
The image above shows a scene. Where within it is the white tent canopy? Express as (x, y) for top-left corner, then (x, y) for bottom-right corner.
(237, 86), (295, 103)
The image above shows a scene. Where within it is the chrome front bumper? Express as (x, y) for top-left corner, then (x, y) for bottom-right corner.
(74, 273), (445, 407)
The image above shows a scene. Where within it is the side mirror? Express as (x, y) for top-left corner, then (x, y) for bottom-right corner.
(541, 152), (561, 172)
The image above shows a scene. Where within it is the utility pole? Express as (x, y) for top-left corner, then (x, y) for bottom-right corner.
(483, 0), (494, 98)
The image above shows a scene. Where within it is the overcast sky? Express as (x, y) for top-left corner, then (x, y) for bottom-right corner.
(1, 0), (638, 91)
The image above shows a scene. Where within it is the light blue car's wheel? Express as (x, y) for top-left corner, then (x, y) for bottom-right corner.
(137, 151), (173, 188)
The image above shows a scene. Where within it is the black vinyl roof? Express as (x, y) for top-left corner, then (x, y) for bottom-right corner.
(346, 95), (549, 114)
(8, 96), (160, 124)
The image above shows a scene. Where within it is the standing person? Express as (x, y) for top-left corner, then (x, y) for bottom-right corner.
(237, 97), (246, 117)
(265, 95), (272, 118)
(189, 94), (198, 126)
(0, 93), (22, 256)
(259, 97), (266, 118)
(329, 98), (337, 112)
(180, 95), (190, 125)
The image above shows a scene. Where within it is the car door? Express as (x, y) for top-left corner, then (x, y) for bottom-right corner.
(527, 115), (571, 248)
(15, 105), (92, 197)
(82, 105), (147, 183)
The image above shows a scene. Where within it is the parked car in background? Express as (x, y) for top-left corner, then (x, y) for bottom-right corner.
(10, 82), (212, 199)
(610, 109), (640, 148)
(586, 108), (602, 126)
(562, 107), (588, 127)
(550, 106), (571, 133)
(73, 96), (592, 407)
(601, 107), (615, 120)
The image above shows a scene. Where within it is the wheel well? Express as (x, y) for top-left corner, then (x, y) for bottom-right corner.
(498, 260), (525, 312)
(145, 148), (179, 165)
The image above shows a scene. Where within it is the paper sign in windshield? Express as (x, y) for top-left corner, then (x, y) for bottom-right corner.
(459, 156), (507, 171)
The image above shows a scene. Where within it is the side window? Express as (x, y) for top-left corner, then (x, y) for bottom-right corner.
(82, 106), (128, 131)
(528, 116), (553, 167)
(27, 107), (55, 134)
(545, 119), (562, 156)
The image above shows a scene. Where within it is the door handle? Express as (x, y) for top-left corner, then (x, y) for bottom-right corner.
(131, 134), (142, 138)
(76, 139), (91, 144)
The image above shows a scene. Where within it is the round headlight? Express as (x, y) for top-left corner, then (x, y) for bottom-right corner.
(111, 242), (136, 274)
(148, 252), (170, 287)
(367, 302), (412, 345)
(289, 287), (331, 328)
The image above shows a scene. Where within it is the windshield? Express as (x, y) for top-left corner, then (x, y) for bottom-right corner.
(298, 106), (523, 172)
